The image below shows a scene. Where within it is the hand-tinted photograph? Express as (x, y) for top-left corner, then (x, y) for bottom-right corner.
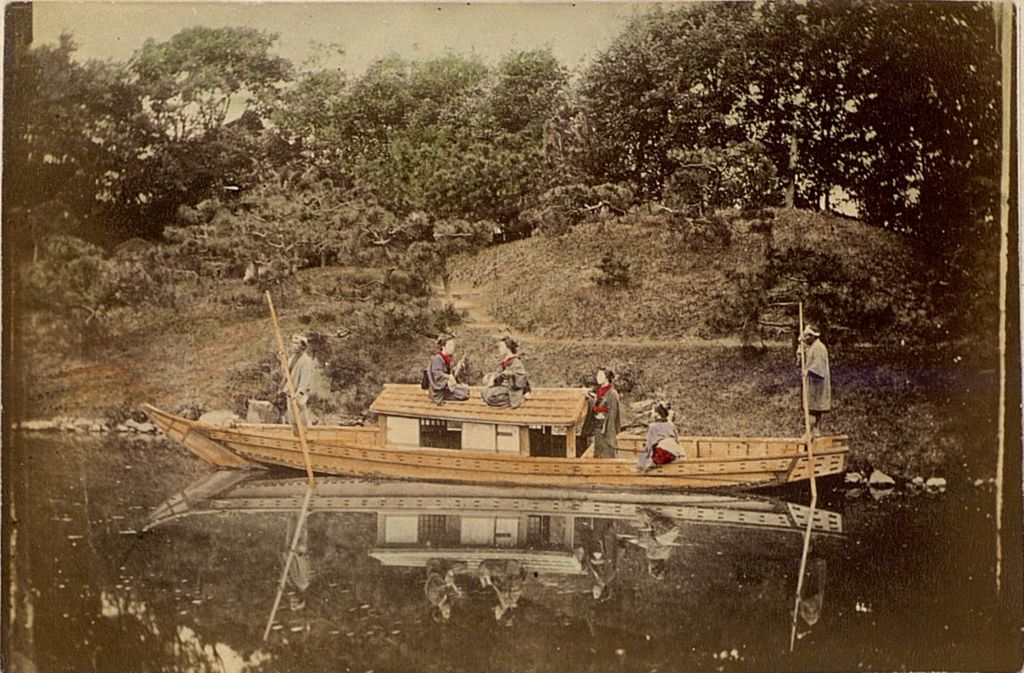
(3, 2), (1020, 671)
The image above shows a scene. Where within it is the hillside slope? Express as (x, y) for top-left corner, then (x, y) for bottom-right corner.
(449, 209), (935, 341)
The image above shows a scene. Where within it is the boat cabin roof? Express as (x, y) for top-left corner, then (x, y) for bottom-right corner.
(370, 384), (589, 428)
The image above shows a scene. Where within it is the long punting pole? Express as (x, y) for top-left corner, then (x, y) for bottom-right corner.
(263, 485), (314, 640)
(266, 291), (317, 488)
(790, 302), (818, 652)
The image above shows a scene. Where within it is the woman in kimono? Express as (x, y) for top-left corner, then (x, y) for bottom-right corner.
(425, 558), (465, 623)
(480, 336), (530, 408)
(637, 401), (684, 471)
(590, 368), (621, 458)
(426, 334), (470, 405)
(631, 507), (682, 580)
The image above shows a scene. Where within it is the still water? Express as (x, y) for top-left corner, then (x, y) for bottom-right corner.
(5, 434), (1020, 672)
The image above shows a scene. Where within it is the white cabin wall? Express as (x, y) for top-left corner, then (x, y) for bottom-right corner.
(385, 416), (420, 448)
(496, 425), (520, 453)
(462, 422), (496, 451)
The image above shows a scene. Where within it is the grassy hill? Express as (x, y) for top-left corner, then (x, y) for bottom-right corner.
(449, 208), (937, 341)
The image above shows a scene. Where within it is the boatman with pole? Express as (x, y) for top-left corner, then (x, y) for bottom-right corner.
(798, 323), (831, 438)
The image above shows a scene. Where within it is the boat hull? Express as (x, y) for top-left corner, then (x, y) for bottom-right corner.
(144, 405), (848, 491)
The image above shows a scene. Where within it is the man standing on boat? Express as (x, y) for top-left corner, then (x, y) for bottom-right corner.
(590, 368), (621, 458)
(798, 324), (831, 437)
(283, 334), (332, 424)
(426, 334), (470, 404)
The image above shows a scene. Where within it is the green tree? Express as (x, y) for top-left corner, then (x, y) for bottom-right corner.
(132, 26), (292, 142)
(482, 50), (568, 139)
(127, 27), (293, 235)
(4, 34), (149, 245)
(574, 5), (749, 197)
(405, 217), (494, 296)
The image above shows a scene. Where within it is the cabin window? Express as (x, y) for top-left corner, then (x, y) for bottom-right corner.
(526, 515), (551, 545)
(418, 514), (459, 546)
(420, 419), (461, 449)
(528, 425), (563, 457)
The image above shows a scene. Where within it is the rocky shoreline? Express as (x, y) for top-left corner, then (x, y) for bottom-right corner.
(13, 416), (159, 435)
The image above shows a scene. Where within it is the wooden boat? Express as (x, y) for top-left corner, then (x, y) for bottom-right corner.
(144, 384), (849, 490)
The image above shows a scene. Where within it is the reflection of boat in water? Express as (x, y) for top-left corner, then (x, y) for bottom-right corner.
(144, 384), (849, 490)
(145, 471), (844, 544)
(144, 470), (843, 636)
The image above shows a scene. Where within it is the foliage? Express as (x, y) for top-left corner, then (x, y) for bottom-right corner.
(520, 182), (636, 236)
(574, 2), (1001, 247)
(712, 243), (919, 345)
(18, 234), (175, 342)
(4, 35), (150, 243)
(663, 142), (782, 213)
(162, 176), (402, 290)
(574, 5), (750, 197)
(595, 253), (631, 288)
(5, 29), (295, 243)
(403, 217), (494, 294)
(273, 51), (566, 227)
(132, 26), (292, 142)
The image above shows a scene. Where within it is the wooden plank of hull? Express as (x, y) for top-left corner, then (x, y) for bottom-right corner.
(209, 431), (846, 489)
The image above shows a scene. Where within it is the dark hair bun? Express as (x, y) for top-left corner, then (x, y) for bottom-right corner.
(501, 336), (519, 354)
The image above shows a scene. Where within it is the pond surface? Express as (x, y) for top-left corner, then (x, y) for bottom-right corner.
(5, 434), (1021, 672)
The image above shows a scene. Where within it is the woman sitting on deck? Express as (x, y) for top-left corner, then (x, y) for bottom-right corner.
(637, 401), (685, 472)
(480, 336), (530, 408)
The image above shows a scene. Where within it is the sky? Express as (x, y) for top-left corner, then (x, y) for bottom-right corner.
(32, 2), (654, 74)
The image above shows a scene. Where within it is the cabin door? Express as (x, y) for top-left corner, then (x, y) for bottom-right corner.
(462, 422), (496, 451)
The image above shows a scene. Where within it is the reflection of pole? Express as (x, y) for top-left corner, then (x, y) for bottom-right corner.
(263, 485), (314, 641)
(266, 291), (316, 488)
(789, 487), (817, 652)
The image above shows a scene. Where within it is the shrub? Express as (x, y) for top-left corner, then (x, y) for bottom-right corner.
(595, 253), (631, 288)
(712, 243), (912, 344)
(19, 234), (175, 344)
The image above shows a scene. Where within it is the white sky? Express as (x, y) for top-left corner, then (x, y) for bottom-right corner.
(32, 2), (655, 74)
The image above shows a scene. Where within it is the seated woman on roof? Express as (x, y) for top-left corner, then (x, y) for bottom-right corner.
(425, 334), (470, 405)
(480, 336), (530, 408)
(636, 401), (685, 472)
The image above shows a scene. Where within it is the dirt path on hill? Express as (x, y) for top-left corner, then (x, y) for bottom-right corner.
(442, 283), (754, 348)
